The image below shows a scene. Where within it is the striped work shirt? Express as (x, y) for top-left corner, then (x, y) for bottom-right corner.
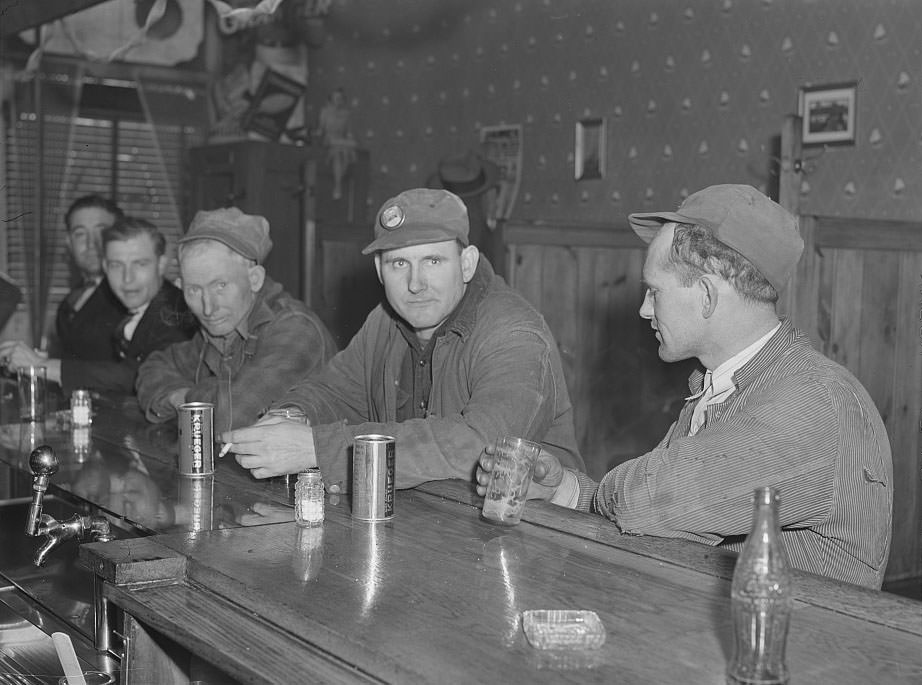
(573, 319), (893, 589)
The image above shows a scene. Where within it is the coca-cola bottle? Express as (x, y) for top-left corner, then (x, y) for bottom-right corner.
(727, 486), (792, 684)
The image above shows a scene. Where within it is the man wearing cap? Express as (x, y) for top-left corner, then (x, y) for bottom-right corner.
(476, 184), (892, 589)
(136, 207), (337, 433)
(224, 188), (584, 491)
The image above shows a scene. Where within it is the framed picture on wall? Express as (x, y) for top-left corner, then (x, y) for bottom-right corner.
(798, 82), (857, 147)
(241, 68), (306, 141)
(575, 118), (605, 180)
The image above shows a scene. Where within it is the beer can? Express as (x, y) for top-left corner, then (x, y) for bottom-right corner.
(352, 434), (395, 521)
(178, 402), (214, 476)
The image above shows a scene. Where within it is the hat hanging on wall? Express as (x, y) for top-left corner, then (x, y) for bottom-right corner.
(427, 150), (500, 198)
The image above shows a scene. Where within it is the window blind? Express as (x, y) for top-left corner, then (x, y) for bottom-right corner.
(3, 77), (206, 343)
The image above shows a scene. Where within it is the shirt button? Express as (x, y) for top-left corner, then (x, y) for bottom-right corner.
(419, 400), (427, 410)
(418, 359), (426, 366)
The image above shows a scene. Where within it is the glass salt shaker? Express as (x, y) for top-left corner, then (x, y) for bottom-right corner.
(71, 389), (92, 428)
(295, 469), (324, 527)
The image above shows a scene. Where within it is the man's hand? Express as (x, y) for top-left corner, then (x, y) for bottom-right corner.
(0, 341), (48, 373)
(167, 388), (190, 410)
(223, 417), (317, 479)
(475, 445), (564, 501)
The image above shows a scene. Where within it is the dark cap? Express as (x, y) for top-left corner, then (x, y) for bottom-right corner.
(180, 207), (273, 263)
(628, 184), (803, 292)
(362, 188), (469, 255)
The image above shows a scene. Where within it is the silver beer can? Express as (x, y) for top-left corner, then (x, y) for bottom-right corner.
(352, 434), (395, 521)
(178, 402), (214, 476)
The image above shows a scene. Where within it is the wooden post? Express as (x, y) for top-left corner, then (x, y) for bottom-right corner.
(777, 114), (803, 320)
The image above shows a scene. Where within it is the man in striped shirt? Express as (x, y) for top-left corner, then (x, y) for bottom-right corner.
(477, 184), (892, 589)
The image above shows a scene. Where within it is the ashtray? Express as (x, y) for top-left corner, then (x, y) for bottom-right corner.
(522, 609), (606, 650)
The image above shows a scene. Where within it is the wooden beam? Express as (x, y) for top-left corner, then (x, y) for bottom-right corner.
(504, 220), (645, 249)
(0, 0), (111, 36)
(813, 216), (922, 252)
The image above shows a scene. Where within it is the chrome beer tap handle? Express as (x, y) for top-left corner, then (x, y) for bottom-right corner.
(25, 445), (115, 566)
(25, 445), (58, 536)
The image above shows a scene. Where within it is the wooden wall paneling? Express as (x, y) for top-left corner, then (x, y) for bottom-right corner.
(827, 249), (864, 368)
(857, 251), (900, 427)
(572, 246), (598, 471)
(319, 239), (379, 349)
(512, 244), (545, 313)
(539, 245), (580, 420)
(584, 248), (649, 475)
(887, 251), (922, 580)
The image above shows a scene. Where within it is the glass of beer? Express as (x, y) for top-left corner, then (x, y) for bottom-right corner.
(481, 436), (541, 526)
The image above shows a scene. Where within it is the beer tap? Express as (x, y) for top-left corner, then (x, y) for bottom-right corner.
(25, 445), (114, 567)
(25, 445), (57, 536)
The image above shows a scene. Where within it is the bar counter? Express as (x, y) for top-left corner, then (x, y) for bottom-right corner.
(2, 396), (920, 683)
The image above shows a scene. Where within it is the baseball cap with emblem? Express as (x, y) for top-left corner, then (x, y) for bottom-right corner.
(628, 184), (804, 292)
(362, 188), (470, 255)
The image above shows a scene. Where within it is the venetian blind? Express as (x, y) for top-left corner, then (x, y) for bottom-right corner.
(3, 73), (206, 344)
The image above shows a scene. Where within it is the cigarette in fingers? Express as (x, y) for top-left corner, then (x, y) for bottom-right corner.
(218, 442), (234, 458)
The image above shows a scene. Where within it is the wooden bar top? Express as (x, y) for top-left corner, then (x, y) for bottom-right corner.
(86, 487), (921, 684)
(1, 398), (919, 683)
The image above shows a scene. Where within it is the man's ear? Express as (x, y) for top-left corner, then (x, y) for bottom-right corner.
(460, 245), (480, 283)
(373, 253), (383, 284)
(248, 264), (266, 292)
(699, 275), (719, 319)
(156, 254), (169, 279)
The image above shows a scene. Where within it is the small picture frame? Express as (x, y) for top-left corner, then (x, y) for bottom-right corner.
(241, 68), (306, 141)
(798, 82), (857, 147)
(575, 117), (605, 180)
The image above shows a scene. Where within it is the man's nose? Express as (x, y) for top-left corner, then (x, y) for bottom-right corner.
(407, 266), (426, 293)
(201, 293), (216, 316)
(639, 290), (654, 319)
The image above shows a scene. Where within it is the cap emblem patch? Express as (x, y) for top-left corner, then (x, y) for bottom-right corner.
(380, 205), (405, 230)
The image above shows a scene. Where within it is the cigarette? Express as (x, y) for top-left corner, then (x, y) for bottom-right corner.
(218, 442), (234, 458)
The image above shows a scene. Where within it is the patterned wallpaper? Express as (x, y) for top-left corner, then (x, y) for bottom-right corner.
(305, 0), (921, 225)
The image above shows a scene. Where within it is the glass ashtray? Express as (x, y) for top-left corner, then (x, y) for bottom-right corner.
(522, 609), (606, 650)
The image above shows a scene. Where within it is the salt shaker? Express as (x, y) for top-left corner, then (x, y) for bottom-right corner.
(727, 486), (792, 685)
(295, 469), (324, 527)
(71, 389), (92, 428)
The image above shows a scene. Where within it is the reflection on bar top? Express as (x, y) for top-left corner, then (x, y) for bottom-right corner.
(0, 404), (297, 536)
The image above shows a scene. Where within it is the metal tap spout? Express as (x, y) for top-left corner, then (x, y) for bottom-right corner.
(32, 513), (112, 567)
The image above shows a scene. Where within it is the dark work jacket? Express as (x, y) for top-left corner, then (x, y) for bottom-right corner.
(55, 279), (127, 362)
(61, 281), (196, 394)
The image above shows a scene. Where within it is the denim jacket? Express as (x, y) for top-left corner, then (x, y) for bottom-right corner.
(137, 276), (337, 433)
(277, 258), (584, 491)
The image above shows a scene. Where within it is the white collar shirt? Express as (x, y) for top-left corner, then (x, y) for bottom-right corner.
(687, 322), (781, 436)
